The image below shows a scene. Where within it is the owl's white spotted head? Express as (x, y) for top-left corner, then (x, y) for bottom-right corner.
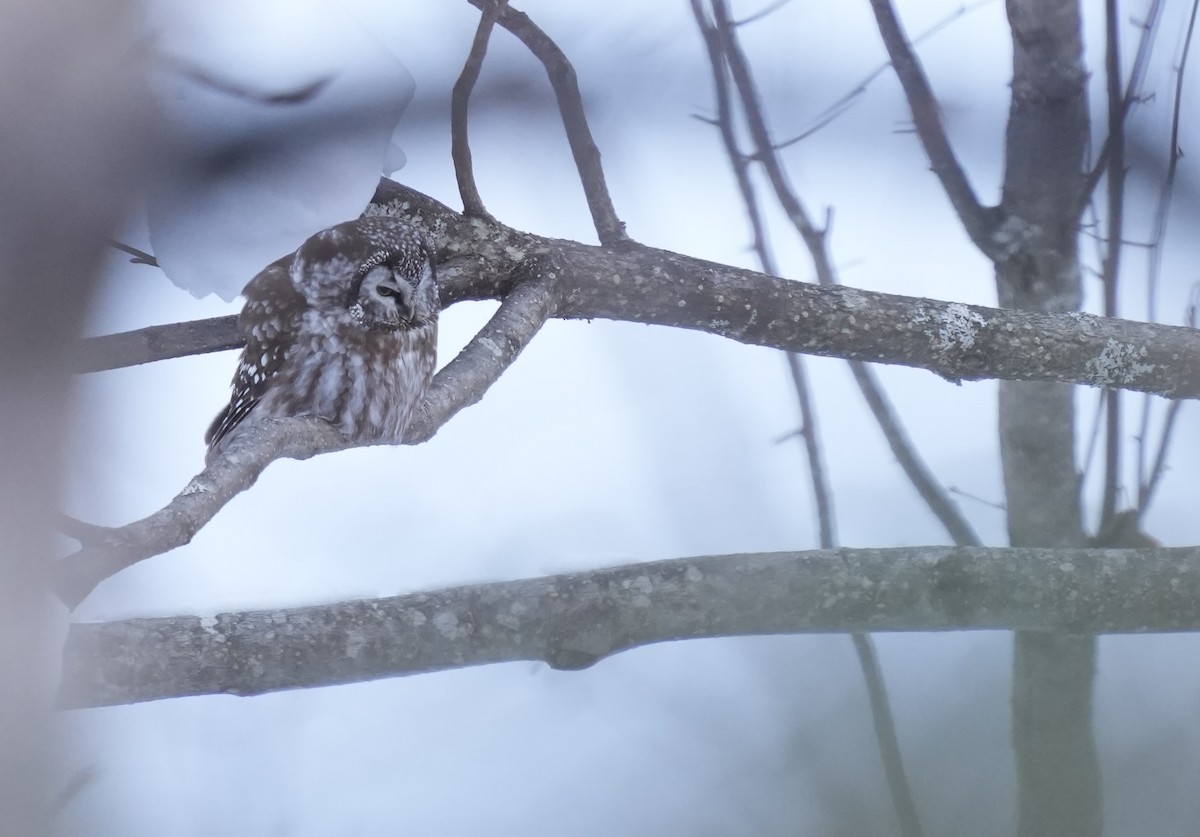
(290, 216), (438, 332)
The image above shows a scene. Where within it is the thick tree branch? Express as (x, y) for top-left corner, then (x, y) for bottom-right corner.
(54, 264), (558, 608)
(60, 544), (1200, 709)
(78, 181), (1200, 399)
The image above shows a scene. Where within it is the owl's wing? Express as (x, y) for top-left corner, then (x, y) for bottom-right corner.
(204, 257), (305, 452)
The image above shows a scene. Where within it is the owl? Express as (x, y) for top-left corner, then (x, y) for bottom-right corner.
(205, 216), (438, 461)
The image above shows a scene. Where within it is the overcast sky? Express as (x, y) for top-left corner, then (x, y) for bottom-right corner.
(61, 1), (1200, 834)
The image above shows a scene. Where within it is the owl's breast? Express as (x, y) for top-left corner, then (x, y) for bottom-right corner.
(262, 311), (436, 444)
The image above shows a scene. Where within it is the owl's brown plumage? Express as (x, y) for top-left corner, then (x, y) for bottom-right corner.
(205, 216), (438, 461)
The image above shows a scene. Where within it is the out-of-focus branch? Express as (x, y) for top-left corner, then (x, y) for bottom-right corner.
(61, 544), (1200, 709)
(775, 1), (996, 154)
(1140, 292), (1194, 508)
(1083, 0), (1165, 201)
(105, 239), (159, 267)
(694, 9), (923, 833)
(451, 0), (504, 220)
(866, 0), (1000, 257)
(54, 263), (559, 608)
(1136, 0), (1199, 512)
(1099, 0), (1126, 527)
(707, 0), (981, 549)
(467, 0), (629, 246)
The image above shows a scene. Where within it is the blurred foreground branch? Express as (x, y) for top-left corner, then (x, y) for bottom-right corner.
(61, 544), (1200, 708)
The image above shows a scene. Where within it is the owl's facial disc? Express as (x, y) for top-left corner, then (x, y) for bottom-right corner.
(351, 264), (416, 330)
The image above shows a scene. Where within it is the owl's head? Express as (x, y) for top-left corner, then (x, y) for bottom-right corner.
(290, 216), (438, 331)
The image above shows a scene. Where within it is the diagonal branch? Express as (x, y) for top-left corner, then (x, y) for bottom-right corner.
(707, 0), (981, 548)
(451, 0), (505, 219)
(467, 0), (629, 246)
(60, 544), (1200, 709)
(54, 263), (559, 609)
(867, 0), (1000, 257)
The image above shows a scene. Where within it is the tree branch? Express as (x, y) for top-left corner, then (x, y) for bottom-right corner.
(54, 262), (558, 608)
(451, 0), (504, 220)
(467, 0), (629, 245)
(867, 0), (1000, 256)
(72, 316), (241, 372)
(705, 0), (981, 548)
(78, 181), (1200, 399)
(60, 544), (1200, 709)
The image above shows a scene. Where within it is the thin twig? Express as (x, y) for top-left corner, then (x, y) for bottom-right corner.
(1140, 399), (1182, 507)
(1137, 0), (1199, 504)
(709, 0), (981, 547)
(775, 1), (997, 153)
(1083, 0), (1166, 201)
(866, 0), (999, 256)
(1140, 287), (1197, 507)
(733, 0), (795, 27)
(451, 0), (505, 219)
(851, 632), (925, 837)
(695, 6), (923, 836)
(105, 239), (159, 267)
(1099, 0), (1126, 526)
(786, 353), (837, 547)
(468, 0), (629, 246)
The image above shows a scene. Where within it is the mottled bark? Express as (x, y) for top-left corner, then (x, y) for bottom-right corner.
(60, 544), (1200, 708)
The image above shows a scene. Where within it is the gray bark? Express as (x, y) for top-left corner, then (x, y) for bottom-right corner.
(60, 545), (1200, 709)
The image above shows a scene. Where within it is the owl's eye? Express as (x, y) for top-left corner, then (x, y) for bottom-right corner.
(376, 284), (399, 298)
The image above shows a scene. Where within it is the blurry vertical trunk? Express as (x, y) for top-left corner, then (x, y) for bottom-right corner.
(997, 1), (1099, 835)
(0, 2), (151, 833)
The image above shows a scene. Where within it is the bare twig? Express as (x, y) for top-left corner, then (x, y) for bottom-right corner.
(775, 1), (996, 154)
(850, 633), (924, 837)
(451, 0), (505, 219)
(468, 0), (628, 246)
(733, 0), (795, 27)
(1099, 0), (1127, 526)
(105, 239), (159, 267)
(1136, 0), (1199, 504)
(695, 9), (922, 834)
(691, 0), (837, 546)
(61, 544), (1200, 708)
(708, 0), (981, 548)
(866, 0), (999, 256)
(1140, 288), (1196, 507)
(54, 263), (559, 608)
(1083, 0), (1166, 200)
(1140, 399), (1182, 507)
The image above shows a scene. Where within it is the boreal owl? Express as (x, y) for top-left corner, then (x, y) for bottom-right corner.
(205, 216), (438, 461)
